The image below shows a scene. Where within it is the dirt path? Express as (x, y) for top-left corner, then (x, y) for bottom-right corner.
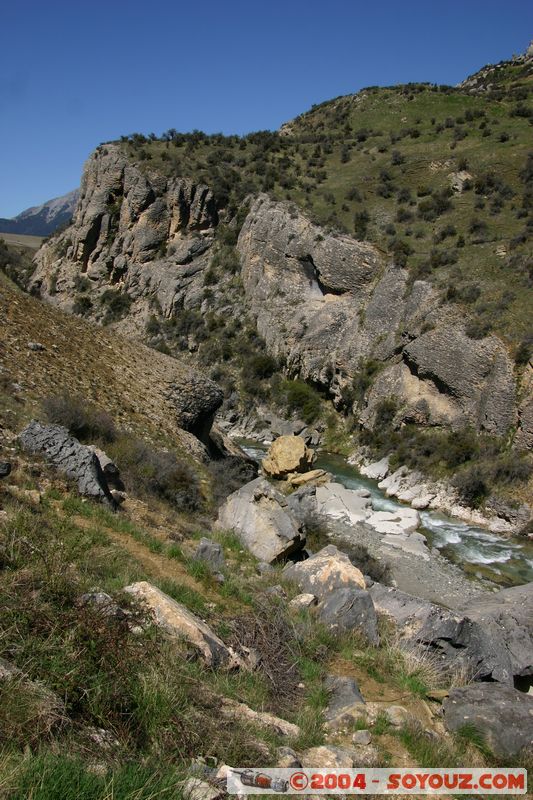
(70, 511), (206, 592)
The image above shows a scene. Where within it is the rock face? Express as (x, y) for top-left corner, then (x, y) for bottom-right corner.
(443, 684), (533, 759)
(262, 435), (315, 478)
(19, 421), (115, 504)
(237, 196), (521, 444)
(215, 477), (305, 563)
(124, 582), (239, 669)
(31, 144), (218, 336)
(369, 581), (533, 686)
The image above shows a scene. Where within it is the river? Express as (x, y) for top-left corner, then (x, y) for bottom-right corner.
(241, 442), (533, 588)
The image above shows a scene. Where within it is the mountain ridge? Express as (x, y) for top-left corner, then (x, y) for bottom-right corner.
(0, 189), (79, 237)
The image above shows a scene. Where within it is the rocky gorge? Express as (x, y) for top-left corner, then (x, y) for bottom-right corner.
(2, 47), (533, 791)
(30, 144), (533, 459)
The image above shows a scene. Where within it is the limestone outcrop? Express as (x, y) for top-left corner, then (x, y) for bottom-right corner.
(215, 477), (306, 563)
(31, 144), (217, 336)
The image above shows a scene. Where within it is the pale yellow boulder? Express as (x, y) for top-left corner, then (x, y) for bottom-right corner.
(262, 435), (315, 478)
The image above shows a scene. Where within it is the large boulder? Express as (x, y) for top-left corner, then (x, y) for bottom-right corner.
(284, 545), (366, 597)
(443, 684), (533, 759)
(370, 582), (533, 686)
(461, 583), (533, 684)
(318, 587), (379, 643)
(262, 435), (315, 479)
(215, 477), (305, 563)
(18, 421), (114, 504)
(123, 582), (240, 669)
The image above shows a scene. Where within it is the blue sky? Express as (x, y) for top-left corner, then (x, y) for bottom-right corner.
(1, 0), (532, 217)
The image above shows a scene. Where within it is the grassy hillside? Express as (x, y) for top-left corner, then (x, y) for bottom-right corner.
(117, 57), (532, 349)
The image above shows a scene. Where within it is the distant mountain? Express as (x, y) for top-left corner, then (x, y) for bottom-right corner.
(0, 189), (79, 236)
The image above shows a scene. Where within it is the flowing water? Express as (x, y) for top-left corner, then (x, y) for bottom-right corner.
(241, 442), (533, 587)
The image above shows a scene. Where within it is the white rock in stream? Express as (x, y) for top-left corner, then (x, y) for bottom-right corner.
(366, 508), (420, 535)
(360, 456), (390, 481)
(381, 531), (430, 560)
(316, 482), (372, 525)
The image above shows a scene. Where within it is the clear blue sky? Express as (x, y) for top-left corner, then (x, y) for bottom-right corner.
(1, 0), (532, 217)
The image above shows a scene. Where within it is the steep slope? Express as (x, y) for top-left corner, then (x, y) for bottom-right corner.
(0, 189), (79, 237)
(0, 272), (222, 458)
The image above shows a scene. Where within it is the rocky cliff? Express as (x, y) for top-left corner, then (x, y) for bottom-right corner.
(237, 195), (520, 441)
(31, 144), (218, 336)
(31, 146), (530, 452)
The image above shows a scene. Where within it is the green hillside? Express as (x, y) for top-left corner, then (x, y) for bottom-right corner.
(117, 56), (533, 349)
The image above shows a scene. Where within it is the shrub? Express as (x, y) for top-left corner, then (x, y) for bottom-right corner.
(100, 289), (132, 323)
(246, 353), (278, 380)
(278, 379), (322, 424)
(452, 466), (489, 507)
(341, 542), (391, 584)
(109, 437), (203, 511)
(42, 394), (117, 443)
(515, 337), (533, 365)
(465, 317), (492, 339)
(72, 295), (93, 316)
(207, 457), (258, 507)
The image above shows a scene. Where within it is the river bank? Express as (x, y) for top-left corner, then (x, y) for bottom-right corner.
(239, 441), (533, 597)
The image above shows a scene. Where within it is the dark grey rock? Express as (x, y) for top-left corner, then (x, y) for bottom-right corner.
(78, 591), (127, 619)
(371, 581), (533, 686)
(443, 683), (533, 759)
(18, 420), (114, 505)
(285, 484), (318, 527)
(324, 675), (365, 729)
(352, 730), (371, 746)
(27, 341), (45, 351)
(194, 538), (225, 570)
(318, 587), (379, 644)
(0, 462), (11, 478)
(461, 583), (533, 682)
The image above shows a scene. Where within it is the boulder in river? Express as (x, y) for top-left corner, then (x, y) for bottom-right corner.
(262, 435), (315, 478)
(360, 456), (390, 481)
(316, 482), (372, 524)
